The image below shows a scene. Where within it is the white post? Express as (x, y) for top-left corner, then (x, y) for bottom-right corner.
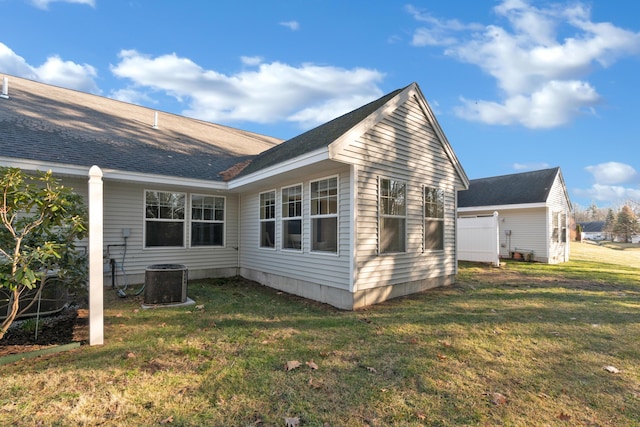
(88, 165), (104, 345)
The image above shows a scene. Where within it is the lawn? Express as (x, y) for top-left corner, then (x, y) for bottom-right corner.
(0, 242), (639, 426)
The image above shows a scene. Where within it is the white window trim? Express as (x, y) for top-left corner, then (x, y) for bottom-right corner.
(309, 175), (339, 256)
(423, 185), (445, 253)
(378, 176), (407, 254)
(189, 193), (226, 248)
(143, 189), (187, 249)
(259, 189), (277, 250)
(281, 183), (303, 252)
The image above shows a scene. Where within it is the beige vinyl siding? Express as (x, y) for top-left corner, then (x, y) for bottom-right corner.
(102, 181), (239, 283)
(333, 95), (463, 291)
(238, 165), (352, 290)
(546, 174), (571, 263)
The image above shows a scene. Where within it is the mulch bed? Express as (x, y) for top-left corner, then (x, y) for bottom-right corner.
(0, 307), (88, 358)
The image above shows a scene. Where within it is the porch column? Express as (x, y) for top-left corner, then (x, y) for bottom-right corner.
(88, 165), (104, 346)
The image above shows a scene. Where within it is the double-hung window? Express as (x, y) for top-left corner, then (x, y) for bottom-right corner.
(379, 178), (406, 253)
(260, 190), (276, 248)
(145, 190), (186, 247)
(191, 195), (224, 246)
(282, 184), (302, 250)
(424, 187), (444, 251)
(310, 177), (338, 253)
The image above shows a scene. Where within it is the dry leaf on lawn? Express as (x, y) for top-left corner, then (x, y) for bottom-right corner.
(603, 365), (620, 374)
(491, 392), (508, 405)
(557, 412), (571, 421)
(160, 415), (174, 424)
(366, 366), (377, 373)
(284, 416), (300, 427)
(285, 360), (302, 371)
(306, 360), (318, 370)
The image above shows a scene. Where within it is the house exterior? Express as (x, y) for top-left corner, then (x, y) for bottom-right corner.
(578, 221), (606, 241)
(457, 167), (571, 264)
(0, 75), (468, 310)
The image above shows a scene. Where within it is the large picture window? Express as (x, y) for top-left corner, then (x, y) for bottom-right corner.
(145, 190), (185, 247)
(379, 178), (406, 253)
(310, 177), (338, 253)
(282, 184), (302, 250)
(424, 187), (444, 251)
(259, 190), (276, 248)
(191, 195), (224, 246)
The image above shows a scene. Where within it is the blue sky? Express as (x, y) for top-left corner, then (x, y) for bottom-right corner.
(1, 0), (640, 209)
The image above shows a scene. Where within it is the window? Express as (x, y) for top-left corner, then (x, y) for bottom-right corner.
(552, 211), (560, 242)
(379, 178), (406, 253)
(310, 177), (338, 253)
(424, 187), (444, 250)
(145, 190), (185, 247)
(282, 185), (302, 250)
(561, 213), (567, 243)
(191, 195), (224, 246)
(260, 191), (276, 248)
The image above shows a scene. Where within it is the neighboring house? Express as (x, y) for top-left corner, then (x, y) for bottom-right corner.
(0, 75), (469, 309)
(578, 221), (606, 241)
(457, 167), (571, 264)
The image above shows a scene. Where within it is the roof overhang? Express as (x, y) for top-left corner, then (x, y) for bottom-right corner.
(228, 147), (330, 191)
(458, 202), (547, 213)
(0, 157), (227, 191)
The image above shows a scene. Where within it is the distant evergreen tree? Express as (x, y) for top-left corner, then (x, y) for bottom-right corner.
(604, 208), (616, 240)
(613, 206), (639, 243)
(575, 223), (582, 242)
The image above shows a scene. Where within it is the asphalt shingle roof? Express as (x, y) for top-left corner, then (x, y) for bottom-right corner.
(458, 167), (560, 208)
(0, 75), (282, 181)
(236, 86), (407, 177)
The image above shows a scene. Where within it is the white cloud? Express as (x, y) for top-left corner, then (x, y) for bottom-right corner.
(30, 0), (95, 9)
(110, 49), (385, 128)
(585, 162), (637, 184)
(0, 42), (100, 93)
(513, 162), (550, 171)
(574, 162), (640, 203)
(408, 0), (640, 128)
(241, 56), (263, 66)
(279, 21), (300, 31)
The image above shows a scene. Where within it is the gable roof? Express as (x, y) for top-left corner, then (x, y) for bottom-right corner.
(234, 82), (469, 189)
(458, 167), (561, 208)
(578, 221), (605, 233)
(0, 75), (282, 183)
(236, 87), (406, 177)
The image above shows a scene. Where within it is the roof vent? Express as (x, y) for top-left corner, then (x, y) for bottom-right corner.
(152, 111), (159, 129)
(0, 77), (8, 99)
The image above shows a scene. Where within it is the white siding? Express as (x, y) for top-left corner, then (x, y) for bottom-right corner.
(546, 174), (571, 263)
(238, 165), (352, 291)
(333, 95), (465, 292)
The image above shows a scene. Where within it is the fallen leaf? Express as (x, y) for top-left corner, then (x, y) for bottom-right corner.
(284, 416), (299, 427)
(437, 353), (448, 360)
(366, 366), (377, 373)
(160, 415), (174, 424)
(285, 360), (301, 371)
(125, 352), (136, 359)
(604, 365), (620, 374)
(557, 412), (571, 421)
(440, 340), (452, 347)
(195, 304), (205, 310)
(491, 392), (508, 405)
(306, 360), (318, 370)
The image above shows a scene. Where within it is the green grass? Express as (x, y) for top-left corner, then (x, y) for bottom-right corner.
(1, 242), (639, 426)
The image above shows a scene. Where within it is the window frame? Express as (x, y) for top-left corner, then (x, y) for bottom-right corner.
(378, 177), (407, 254)
(281, 183), (303, 252)
(259, 189), (277, 249)
(423, 186), (445, 252)
(309, 176), (339, 255)
(190, 194), (225, 248)
(144, 189), (187, 249)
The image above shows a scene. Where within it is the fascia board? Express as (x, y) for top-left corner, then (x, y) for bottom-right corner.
(458, 202), (547, 212)
(228, 148), (330, 190)
(0, 156), (227, 190)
